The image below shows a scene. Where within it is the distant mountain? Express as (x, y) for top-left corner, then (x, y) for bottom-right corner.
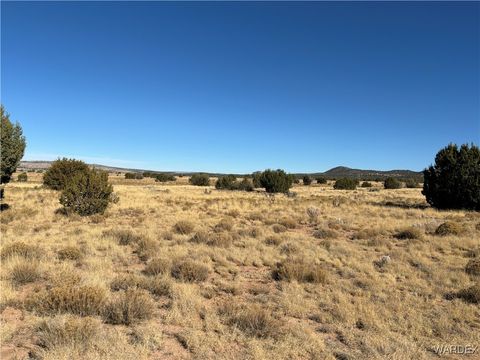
(319, 166), (422, 180)
(19, 161), (422, 180)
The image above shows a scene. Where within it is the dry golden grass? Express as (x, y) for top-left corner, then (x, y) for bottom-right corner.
(1, 177), (480, 359)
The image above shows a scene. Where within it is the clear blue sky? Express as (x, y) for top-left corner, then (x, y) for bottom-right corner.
(2, 1), (479, 173)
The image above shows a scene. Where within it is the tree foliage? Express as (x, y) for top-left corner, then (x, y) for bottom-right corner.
(189, 173), (210, 186)
(60, 168), (115, 216)
(125, 172), (143, 180)
(1, 106), (26, 185)
(258, 169), (293, 193)
(333, 178), (357, 190)
(302, 176), (312, 185)
(423, 143), (480, 210)
(43, 158), (90, 190)
(17, 172), (28, 182)
(384, 177), (401, 189)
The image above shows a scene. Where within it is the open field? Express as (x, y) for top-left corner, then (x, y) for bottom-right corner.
(1, 177), (479, 359)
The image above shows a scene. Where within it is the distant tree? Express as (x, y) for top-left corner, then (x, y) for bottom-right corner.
(60, 168), (115, 216)
(189, 173), (210, 186)
(333, 178), (357, 190)
(404, 178), (419, 188)
(315, 177), (327, 184)
(125, 172), (143, 180)
(384, 177), (401, 189)
(43, 158), (90, 190)
(252, 171), (262, 188)
(423, 143), (480, 210)
(237, 177), (254, 192)
(302, 176), (312, 186)
(361, 181), (372, 188)
(155, 173), (176, 182)
(17, 172), (28, 182)
(215, 175), (237, 190)
(1, 106), (26, 190)
(259, 169), (293, 193)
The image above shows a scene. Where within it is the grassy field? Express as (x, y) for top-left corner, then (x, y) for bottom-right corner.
(1, 175), (479, 359)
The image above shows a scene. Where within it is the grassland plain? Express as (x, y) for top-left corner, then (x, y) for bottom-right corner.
(0, 173), (479, 359)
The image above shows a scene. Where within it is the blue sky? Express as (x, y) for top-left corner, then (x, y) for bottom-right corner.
(1, 1), (479, 173)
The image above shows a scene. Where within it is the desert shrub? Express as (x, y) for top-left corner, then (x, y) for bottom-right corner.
(272, 224), (287, 233)
(405, 178), (419, 188)
(144, 258), (171, 276)
(384, 177), (401, 189)
(333, 178), (357, 190)
(189, 173), (210, 186)
(303, 176), (312, 186)
(394, 227), (423, 240)
(43, 158), (90, 190)
(280, 242), (299, 254)
(219, 303), (282, 338)
(189, 231), (210, 244)
(237, 178), (254, 191)
(258, 169), (293, 194)
(173, 220), (195, 234)
(251, 171), (262, 188)
(315, 177), (327, 184)
(59, 168), (114, 216)
(423, 143), (480, 210)
(104, 288), (155, 325)
(57, 246), (84, 261)
(465, 259), (480, 276)
(154, 173), (176, 182)
(214, 218), (234, 232)
(17, 172), (28, 182)
(352, 228), (382, 240)
(171, 259), (209, 282)
(9, 260), (41, 285)
(206, 232), (233, 247)
(1, 106), (26, 187)
(435, 221), (466, 236)
(457, 284), (480, 304)
(361, 181), (372, 188)
(265, 235), (282, 246)
(36, 315), (100, 351)
(147, 277), (173, 297)
(125, 172), (143, 180)
(272, 259), (327, 283)
(1, 242), (42, 259)
(312, 228), (338, 239)
(29, 285), (106, 316)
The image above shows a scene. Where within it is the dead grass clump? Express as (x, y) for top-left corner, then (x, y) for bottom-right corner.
(214, 218), (234, 232)
(219, 303), (282, 338)
(36, 315), (100, 350)
(280, 242), (299, 255)
(10, 260), (41, 285)
(435, 221), (466, 236)
(147, 276), (173, 297)
(29, 285), (106, 316)
(110, 274), (149, 291)
(104, 288), (155, 325)
(171, 259), (209, 283)
(173, 220), (195, 235)
(272, 259), (327, 283)
(1, 242), (42, 259)
(352, 228), (381, 240)
(394, 227), (423, 240)
(57, 246), (84, 261)
(208, 232), (233, 247)
(272, 224), (287, 233)
(312, 228), (338, 239)
(111, 273), (172, 298)
(279, 218), (297, 229)
(465, 259), (480, 276)
(104, 229), (144, 245)
(190, 231), (232, 247)
(265, 235), (282, 246)
(135, 237), (158, 261)
(190, 231), (210, 244)
(144, 258), (171, 276)
(457, 284), (480, 304)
